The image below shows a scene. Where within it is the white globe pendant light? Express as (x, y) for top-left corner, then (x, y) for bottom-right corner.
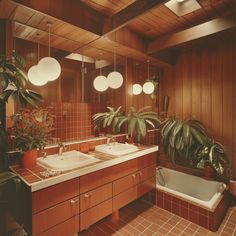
(132, 84), (142, 95)
(28, 65), (48, 86)
(107, 47), (123, 89)
(38, 22), (61, 82)
(143, 81), (154, 94)
(39, 57), (61, 81)
(143, 60), (155, 94)
(28, 34), (48, 86)
(93, 75), (108, 92)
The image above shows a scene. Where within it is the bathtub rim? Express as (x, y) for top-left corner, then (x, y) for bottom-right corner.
(156, 166), (226, 211)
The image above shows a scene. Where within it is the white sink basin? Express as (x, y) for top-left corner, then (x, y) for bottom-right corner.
(95, 142), (138, 156)
(37, 150), (99, 171)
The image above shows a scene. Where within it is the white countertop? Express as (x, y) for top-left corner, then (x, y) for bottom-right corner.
(14, 145), (158, 192)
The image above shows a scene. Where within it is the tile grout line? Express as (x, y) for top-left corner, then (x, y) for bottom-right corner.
(218, 208), (234, 236)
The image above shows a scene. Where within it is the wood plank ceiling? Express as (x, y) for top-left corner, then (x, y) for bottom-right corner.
(0, 0), (235, 67)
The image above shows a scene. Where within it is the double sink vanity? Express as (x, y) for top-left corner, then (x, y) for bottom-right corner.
(11, 141), (158, 236)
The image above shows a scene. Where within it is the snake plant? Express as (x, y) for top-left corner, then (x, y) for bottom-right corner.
(0, 52), (43, 107)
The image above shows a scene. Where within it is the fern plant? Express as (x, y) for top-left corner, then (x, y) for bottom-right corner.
(0, 52), (43, 107)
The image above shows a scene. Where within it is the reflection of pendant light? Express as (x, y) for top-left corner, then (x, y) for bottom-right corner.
(107, 47), (123, 89)
(38, 22), (61, 82)
(133, 84), (142, 95)
(28, 34), (48, 86)
(143, 60), (154, 94)
(93, 56), (108, 92)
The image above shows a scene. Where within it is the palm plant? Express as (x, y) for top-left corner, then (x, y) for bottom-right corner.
(0, 52), (43, 107)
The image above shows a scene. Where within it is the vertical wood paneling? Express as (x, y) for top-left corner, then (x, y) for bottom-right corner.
(160, 36), (236, 179)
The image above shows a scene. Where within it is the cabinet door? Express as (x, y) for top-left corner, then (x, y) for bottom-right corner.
(113, 172), (137, 196)
(32, 178), (80, 213)
(113, 186), (137, 211)
(38, 215), (79, 236)
(80, 183), (112, 212)
(137, 177), (156, 197)
(80, 199), (112, 231)
(136, 165), (156, 184)
(32, 196), (79, 235)
(80, 168), (113, 193)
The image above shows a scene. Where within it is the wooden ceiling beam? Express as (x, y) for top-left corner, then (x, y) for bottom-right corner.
(103, 0), (167, 35)
(147, 16), (236, 54)
(13, 0), (105, 36)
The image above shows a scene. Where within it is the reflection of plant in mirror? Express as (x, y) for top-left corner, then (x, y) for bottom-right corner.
(126, 106), (160, 143)
(0, 51), (42, 107)
(93, 106), (161, 143)
(92, 106), (125, 133)
(148, 75), (160, 99)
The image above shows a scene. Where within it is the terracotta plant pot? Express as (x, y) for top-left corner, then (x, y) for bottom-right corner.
(203, 163), (215, 180)
(22, 149), (38, 168)
(80, 143), (90, 153)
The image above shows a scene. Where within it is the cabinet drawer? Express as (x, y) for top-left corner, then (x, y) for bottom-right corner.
(80, 199), (112, 231)
(113, 172), (137, 196)
(32, 196), (79, 235)
(137, 165), (156, 183)
(111, 158), (139, 180)
(38, 215), (79, 236)
(80, 183), (112, 212)
(80, 168), (113, 193)
(32, 178), (80, 213)
(137, 153), (156, 169)
(138, 177), (156, 197)
(113, 186), (137, 211)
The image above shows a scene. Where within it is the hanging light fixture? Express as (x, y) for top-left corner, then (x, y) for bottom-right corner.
(132, 63), (142, 95)
(93, 56), (108, 92)
(28, 34), (48, 86)
(143, 60), (155, 94)
(107, 47), (123, 89)
(38, 22), (61, 81)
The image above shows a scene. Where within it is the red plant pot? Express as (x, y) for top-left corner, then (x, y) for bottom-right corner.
(22, 149), (38, 168)
(203, 163), (215, 180)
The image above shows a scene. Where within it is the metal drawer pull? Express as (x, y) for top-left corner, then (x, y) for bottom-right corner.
(70, 198), (79, 204)
(84, 193), (90, 198)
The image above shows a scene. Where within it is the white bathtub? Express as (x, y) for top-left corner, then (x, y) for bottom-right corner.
(156, 167), (226, 210)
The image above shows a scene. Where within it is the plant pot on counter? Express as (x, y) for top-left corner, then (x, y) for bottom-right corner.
(203, 163), (215, 180)
(22, 149), (38, 168)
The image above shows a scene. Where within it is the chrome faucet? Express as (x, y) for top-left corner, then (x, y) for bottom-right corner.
(58, 142), (65, 156)
(107, 135), (116, 145)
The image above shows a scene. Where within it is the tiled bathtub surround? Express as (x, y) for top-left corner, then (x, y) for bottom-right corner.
(156, 189), (230, 231)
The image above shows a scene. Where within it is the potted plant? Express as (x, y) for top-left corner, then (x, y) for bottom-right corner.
(192, 139), (231, 179)
(10, 108), (54, 168)
(161, 117), (231, 179)
(161, 117), (208, 164)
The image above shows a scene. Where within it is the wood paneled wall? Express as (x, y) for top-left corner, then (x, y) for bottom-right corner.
(159, 36), (236, 180)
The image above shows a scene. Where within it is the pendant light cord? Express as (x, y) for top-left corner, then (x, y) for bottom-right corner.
(114, 47), (116, 72)
(147, 60), (150, 80)
(47, 23), (51, 57)
(37, 34), (40, 63)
